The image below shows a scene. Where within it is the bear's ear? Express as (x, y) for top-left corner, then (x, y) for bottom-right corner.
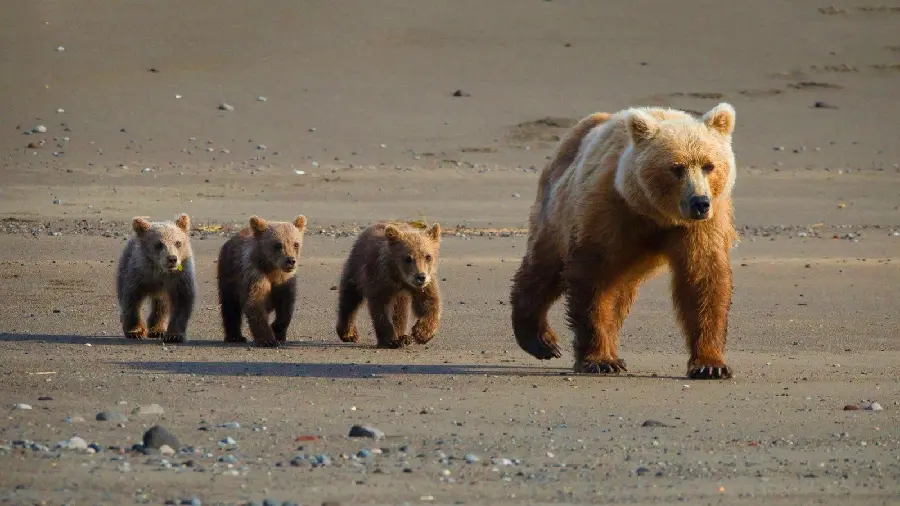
(293, 215), (307, 231)
(426, 223), (441, 243)
(702, 102), (736, 136)
(132, 217), (152, 235)
(249, 216), (268, 235)
(626, 110), (659, 144)
(384, 225), (403, 243)
(174, 213), (190, 232)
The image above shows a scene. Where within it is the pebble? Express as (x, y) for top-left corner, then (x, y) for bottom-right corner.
(357, 449), (372, 458)
(843, 404), (859, 411)
(13, 403), (32, 410)
(56, 108), (65, 113)
(348, 424), (384, 440)
(218, 103), (234, 111)
(219, 454), (239, 463)
(181, 498), (202, 506)
(452, 89), (471, 97)
(219, 436), (237, 447)
(135, 403), (165, 415)
(641, 419), (670, 427)
(96, 411), (128, 423)
(143, 425), (181, 449)
(257, 96), (267, 102)
(33, 125), (47, 133)
(865, 402), (884, 411)
(56, 436), (88, 451)
(160, 444), (175, 456)
(218, 421), (241, 429)
(64, 415), (85, 423)
(55, 46), (65, 52)
(257, 144), (267, 151)
(814, 100), (837, 109)
(464, 453), (481, 463)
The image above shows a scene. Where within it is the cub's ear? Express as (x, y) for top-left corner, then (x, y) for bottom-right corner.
(384, 225), (403, 243)
(132, 217), (152, 235)
(427, 223), (441, 243)
(249, 216), (268, 235)
(626, 109), (659, 144)
(174, 213), (190, 232)
(702, 102), (736, 136)
(293, 215), (307, 231)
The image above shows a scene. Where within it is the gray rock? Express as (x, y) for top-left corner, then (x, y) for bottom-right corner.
(134, 403), (164, 415)
(641, 419), (670, 428)
(218, 103), (234, 111)
(13, 403), (32, 410)
(64, 415), (85, 423)
(464, 453), (481, 463)
(56, 437), (88, 451)
(143, 425), (180, 450)
(348, 424), (384, 440)
(96, 411), (128, 423)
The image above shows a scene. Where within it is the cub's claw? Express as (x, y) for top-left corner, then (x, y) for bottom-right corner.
(377, 334), (413, 349)
(162, 332), (185, 344)
(255, 339), (280, 348)
(147, 330), (166, 339)
(337, 325), (359, 343)
(575, 358), (628, 374)
(688, 364), (732, 380)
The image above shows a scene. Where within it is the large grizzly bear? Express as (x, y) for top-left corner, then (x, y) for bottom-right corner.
(217, 215), (307, 347)
(116, 214), (196, 343)
(336, 222), (442, 349)
(510, 103), (739, 379)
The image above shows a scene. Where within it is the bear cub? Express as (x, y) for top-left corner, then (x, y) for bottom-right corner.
(336, 222), (442, 348)
(116, 214), (196, 343)
(217, 215), (307, 347)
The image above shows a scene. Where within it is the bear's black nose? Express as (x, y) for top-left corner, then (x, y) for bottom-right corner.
(689, 196), (711, 219)
(166, 255), (178, 264)
(414, 272), (427, 285)
(284, 257), (296, 267)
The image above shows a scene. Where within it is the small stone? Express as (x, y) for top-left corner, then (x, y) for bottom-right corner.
(56, 436), (88, 451)
(814, 101), (837, 109)
(641, 419), (670, 427)
(257, 144), (267, 151)
(774, 146), (785, 151)
(636, 466), (650, 476)
(56, 108), (65, 113)
(464, 453), (481, 463)
(218, 454), (239, 463)
(865, 402), (884, 411)
(38, 396), (53, 401)
(135, 403), (164, 415)
(13, 403), (32, 410)
(218, 421), (241, 429)
(357, 449), (372, 458)
(348, 424), (384, 440)
(96, 411), (128, 423)
(219, 436), (237, 446)
(55, 46), (65, 52)
(843, 404), (859, 411)
(143, 425), (181, 449)
(257, 96), (268, 102)
(159, 444), (175, 456)
(88, 443), (103, 452)
(33, 125), (47, 133)
(512, 193), (520, 198)
(218, 103), (234, 111)
(64, 415), (85, 423)
(452, 89), (471, 97)
(181, 498), (201, 506)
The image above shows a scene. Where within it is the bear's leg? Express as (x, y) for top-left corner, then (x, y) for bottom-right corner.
(335, 278), (364, 343)
(220, 286), (247, 343)
(120, 287), (147, 340)
(411, 282), (441, 344)
(668, 240), (733, 380)
(392, 291), (411, 337)
(163, 274), (195, 344)
(270, 279), (297, 343)
(510, 244), (564, 360)
(147, 295), (170, 338)
(368, 294), (409, 348)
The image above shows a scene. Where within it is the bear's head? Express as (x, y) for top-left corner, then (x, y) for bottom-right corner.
(620, 103), (736, 224)
(249, 215), (307, 274)
(132, 214), (192, 273)
(384, 223), (441, 289)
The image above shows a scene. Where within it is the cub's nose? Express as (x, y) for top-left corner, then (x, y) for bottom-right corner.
(166, 255), (178, 265)
(284, 257), (296, 267)
(414, 272), (427, 285)
(689, 196), (711, 220)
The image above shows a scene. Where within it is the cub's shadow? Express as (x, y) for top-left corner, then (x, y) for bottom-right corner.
(0, 332), (351, 349)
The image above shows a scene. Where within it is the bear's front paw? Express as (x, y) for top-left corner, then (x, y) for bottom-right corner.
(525, 328), (562, 360)
(273, 330), (288, 343)
(162, 332), (185, 344)
(377, 335), (413, 349)
(411, 321), (435, 344)
(125, 324), (147, 340)
(688, 363), (732, 380)
(337, 325), (359, 343)
(147, 329), (166, 339)
(254, 338), (280, 348)
(575, 358), (627, 374)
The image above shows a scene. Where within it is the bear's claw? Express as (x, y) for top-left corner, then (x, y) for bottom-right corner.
(147, 330), (166, 339)
(576, 358), (628, 374)
(688, 364), (732, 380)
(224, 335), (249, 344)
(255, 339), (280, 348)
(377, 334), (413, 349)
(520, 335), (562, 360)
(162, 332), (185, 344)
(337, 328), (359, 343)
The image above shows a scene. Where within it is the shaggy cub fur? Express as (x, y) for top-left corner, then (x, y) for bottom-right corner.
(116, 214), (196, 343)
(217, 215), (307, 347)
(336, 222), (442, 348)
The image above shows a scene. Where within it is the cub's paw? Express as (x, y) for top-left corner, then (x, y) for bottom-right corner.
(273, 331), (288, 343)
(147, 329), (167, 339)
(688, 363), (732, 380)
(254, 339), (281, 348)
(376, 335), (413, 349)
(518, 328), (562, 360)
(575, 358), (628, 374)
(224, 335), (249, 344)
(337, 326), (359, 343)
(125, 324), (147, 340)
(162, 332), (185, 344)
(411, 322), (435, 344)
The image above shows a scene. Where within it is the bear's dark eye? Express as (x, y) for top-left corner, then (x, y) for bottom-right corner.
(671, 164), (686, 177)
(273, 243), (283, 252)
(293, 242), (300, 250)
(425, 254), (432, 262)
(405, 255), (414, 264)
(174, 241), (183, 248)
(702, 163), (715, 173)
(155, 241), (164, 251)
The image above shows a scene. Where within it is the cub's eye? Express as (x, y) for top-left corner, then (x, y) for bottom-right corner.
(174, 241), (183, 248)
(405, 255), (414, 264)
(155, 241), (164, 251)
(671, 164), (686, 177)
(425, 254), (432, 262)
(293, 242), (300, 250)
(702, 163), (715, 173)
(273, 243), (283, 251)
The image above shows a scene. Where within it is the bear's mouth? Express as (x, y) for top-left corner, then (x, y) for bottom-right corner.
(281, 266), (296, 273)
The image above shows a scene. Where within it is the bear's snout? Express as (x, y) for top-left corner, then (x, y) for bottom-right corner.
(165, 254), (178, 266)
(689, 196), (711, 220)
(413, 272), (428, 286)
(282, 256), (297, 271)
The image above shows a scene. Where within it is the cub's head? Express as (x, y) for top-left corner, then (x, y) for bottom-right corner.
(384, 223), (441, 289)
(132, 214), (192, 273)
(249, 215), (307, 274)
(622, 103), (736, 224)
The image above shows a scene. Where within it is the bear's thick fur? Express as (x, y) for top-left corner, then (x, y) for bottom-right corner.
(116, 214), (196, 343)
(510, 103), (739, 379)
(217, 215), (307, 347)
(336, 222), (442, 349)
